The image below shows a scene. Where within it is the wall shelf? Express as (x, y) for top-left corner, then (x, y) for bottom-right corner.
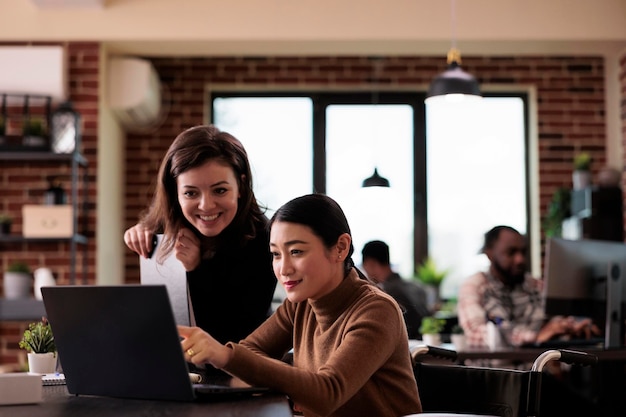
(0, 149), (89, 284)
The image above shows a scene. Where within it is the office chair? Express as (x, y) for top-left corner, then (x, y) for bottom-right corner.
(405, 345), (598, 417)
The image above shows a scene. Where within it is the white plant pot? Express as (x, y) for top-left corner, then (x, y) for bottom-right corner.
(572, 170), (592, 190)
(4, 271), (32, 299)
(451, 334), (467, 351)
(27, 352), (57, 374)
(422, 333), (441, 346)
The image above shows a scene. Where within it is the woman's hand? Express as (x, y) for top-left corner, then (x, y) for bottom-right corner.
(175, 228), (201, 271)
(123, 223), (154, 258)
(178, 325), (233, 369)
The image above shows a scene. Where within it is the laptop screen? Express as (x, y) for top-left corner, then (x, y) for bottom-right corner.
(42, 285), (197, 401)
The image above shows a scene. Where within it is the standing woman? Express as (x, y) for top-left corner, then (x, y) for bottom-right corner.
(124, 125), (276, 344)
(178, 194), (422, 417)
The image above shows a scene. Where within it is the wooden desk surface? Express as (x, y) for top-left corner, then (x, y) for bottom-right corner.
(2, 385), (293, 417)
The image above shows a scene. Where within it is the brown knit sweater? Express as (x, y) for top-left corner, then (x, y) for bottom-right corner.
(223, 269), (422, 417)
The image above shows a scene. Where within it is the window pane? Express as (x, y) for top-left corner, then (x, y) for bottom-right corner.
(326, 104), (415, 278)
(426, 97), (527, 299)
(213, 97), (313, 216)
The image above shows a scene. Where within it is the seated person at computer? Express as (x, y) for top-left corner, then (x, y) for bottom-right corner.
(123, 125), (276, 345)
(178, 194), (422, 417)
(458, 225), (600, 348)
(361, 240), (431, 339)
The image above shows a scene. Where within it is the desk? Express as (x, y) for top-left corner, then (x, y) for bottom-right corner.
(2, 385), (293, 417)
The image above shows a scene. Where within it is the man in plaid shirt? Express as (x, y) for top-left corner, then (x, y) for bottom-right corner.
(458, 225), (598, 348)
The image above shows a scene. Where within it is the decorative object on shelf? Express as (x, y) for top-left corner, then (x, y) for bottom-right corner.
(50, 101), (81, 154)
(419, 316), (445, 346)
(22, 204), (73, 238)
(597, 166), (621, 188)
(414, 256), (448, 311)
(19, 317), (57, 374)
(44, 176), (67, 205)
(3, 261), (32, 299)
(450, 324), (466, 350)
(33, 268), (56, 301)
(425, 0), (481, 104)
(572, 152), (592, 190)
(22, 116), (48, 148)
(542, 187), (571, 238)
(0, 93), (51, 152)
(0, 212), (12, 235)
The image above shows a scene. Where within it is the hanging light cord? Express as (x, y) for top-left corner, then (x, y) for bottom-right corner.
(447, 0), (461, 65)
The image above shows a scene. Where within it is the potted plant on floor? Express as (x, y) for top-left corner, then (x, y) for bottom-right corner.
(3, 261), (32, 299)
(419, 316), (445, 346)
(19, 317), (57, 374)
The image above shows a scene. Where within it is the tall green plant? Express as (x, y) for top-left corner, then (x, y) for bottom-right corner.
(543, 187), (571, 238)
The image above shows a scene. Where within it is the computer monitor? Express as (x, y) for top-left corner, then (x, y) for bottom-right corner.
(544, 237), (626, 348)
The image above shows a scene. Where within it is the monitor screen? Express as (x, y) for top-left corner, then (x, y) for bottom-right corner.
(544, 237), (626, 347)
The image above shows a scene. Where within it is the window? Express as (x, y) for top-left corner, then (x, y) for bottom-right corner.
(212, 92), (528, 300)
(427, 95), (529, 298)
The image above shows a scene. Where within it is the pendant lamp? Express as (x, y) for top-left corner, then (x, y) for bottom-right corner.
(425, 0), (481, 103)
(362, 57), (390, 188)
(362, 168), (390, 188)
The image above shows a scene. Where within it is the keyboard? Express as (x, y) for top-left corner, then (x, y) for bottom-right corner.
(521, 337), (605, 349)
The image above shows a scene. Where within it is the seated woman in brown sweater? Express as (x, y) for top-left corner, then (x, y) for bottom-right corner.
(178, 193), (422, 417)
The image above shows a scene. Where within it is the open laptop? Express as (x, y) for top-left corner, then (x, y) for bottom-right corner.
(41, 285), (270, 401)
(140, 234), (192, 327)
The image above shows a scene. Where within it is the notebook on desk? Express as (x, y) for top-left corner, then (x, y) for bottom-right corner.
(41, 285), (270, 402)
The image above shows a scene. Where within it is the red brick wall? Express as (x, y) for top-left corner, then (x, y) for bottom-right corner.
(123, 55), (613, 282)
(0, 42), (99, 369)
(1, 50), (622, 368)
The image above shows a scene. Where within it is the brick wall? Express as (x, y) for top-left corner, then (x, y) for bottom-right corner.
(1, 50), (623, 368)
(0, 42), (100, 369)
(123, 55), (615, 282)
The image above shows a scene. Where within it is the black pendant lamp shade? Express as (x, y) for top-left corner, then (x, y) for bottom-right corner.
(426, 48), (481, 101)
(362, 168), (390, 188)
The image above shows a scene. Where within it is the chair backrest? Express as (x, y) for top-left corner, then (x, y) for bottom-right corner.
(414, 362), (529, 417)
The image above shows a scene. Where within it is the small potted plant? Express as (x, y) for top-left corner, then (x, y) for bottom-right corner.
(572, 152), (592, 190)
(22, 117), (47, 148)
(0, 212), (12, 235)
(19, 317), (57, 374)
(414, 256), (448, 311)
(4, 261), (32, 299)
(419, 316), (445, 346)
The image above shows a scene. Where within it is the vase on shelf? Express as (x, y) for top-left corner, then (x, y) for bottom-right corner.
(572, 169), (592, 190)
